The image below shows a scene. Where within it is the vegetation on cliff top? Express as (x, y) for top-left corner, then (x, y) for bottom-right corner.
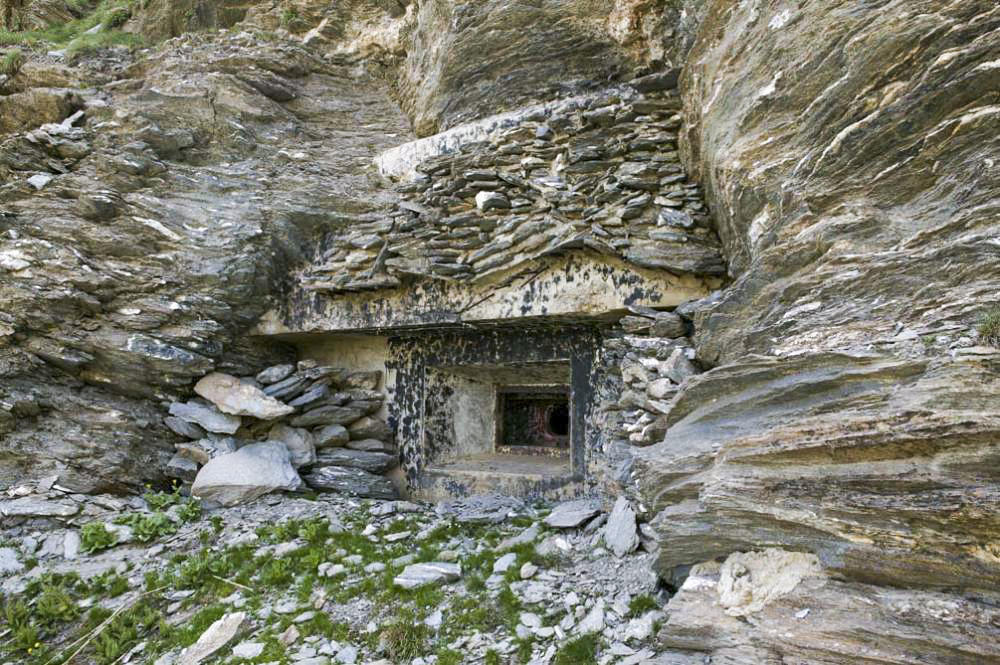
(0, 0), (143, 57)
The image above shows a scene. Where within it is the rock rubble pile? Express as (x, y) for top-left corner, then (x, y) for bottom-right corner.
(164, 361), (398, 504)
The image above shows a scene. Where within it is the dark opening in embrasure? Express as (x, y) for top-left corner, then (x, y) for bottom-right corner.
(497, 387), (571, 453)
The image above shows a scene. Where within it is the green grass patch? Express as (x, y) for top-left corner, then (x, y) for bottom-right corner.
(979, 308), (1000, 346)
(0, 47), (23, 76)
(553, 633), (600, 665)
(515, 636), (534, 663)
(380, 611), (430, 662)
(627, 593), (659, 618)
(436, 648), (463, 665)
(0, 0), (144, 57)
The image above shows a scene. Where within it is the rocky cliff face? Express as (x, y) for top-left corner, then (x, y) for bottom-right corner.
(1, 0), (998, 661)
(0, 30), (410, 492)
(633, 0), (1000, 662)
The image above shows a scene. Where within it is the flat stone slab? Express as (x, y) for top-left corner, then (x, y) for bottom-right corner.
(440, 494), (525, 524)
(543, 498), (603, 529)
(169, 400), (242, 434)
(0, 496), (79, 518)
(256, 364), (295, 385)
(312, 449), (395, 474)
(0, 547), (24, 576)
(394, 562), (462, 589)
(604, 496), (640, 557)
(195, 372), (295, 420)
(290, 405), (363, 428)
(179, 611), (245, 665)
(303, 465), (397, 500)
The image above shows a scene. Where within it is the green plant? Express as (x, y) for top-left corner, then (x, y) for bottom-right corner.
(81, 522), (118, 553)
(515, 636), (534, 663)
(177, 498), (202, 523)
(484, 649), (502, 665)
(87, 571), (129, 598)
(381, 614), (429, 662)
(100, 5), (130, 29)
(978, 308), (1000, 347)
(496, 586), (522, 630)
(627, 593), (659, 618)
(143, 485), (183, 510)
(0, 47), (23, 76)
(116, 511), (176, 543)
(279, 7), (300, 27)
(553, 633), (600, 665)
(209, 514), (224, 533)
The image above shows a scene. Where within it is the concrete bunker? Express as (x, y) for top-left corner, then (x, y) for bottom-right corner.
(254, 84), (726, 499)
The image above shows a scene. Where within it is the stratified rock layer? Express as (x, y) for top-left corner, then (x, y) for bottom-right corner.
(635, 1), (1000, 662)
(0, 32), (411, 491)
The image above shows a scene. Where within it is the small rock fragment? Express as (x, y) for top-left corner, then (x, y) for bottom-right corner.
(544, 498), (602, 528)
(179, 612), (245, 665)
(394, 562), (461, 589)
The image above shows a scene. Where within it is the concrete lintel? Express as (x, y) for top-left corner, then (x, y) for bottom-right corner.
(254, 250), (719, 336)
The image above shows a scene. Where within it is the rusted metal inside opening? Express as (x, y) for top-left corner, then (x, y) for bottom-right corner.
(497, 386), (570, 455)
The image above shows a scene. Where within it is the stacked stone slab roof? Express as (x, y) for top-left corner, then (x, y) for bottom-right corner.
(299, 84), (726, 296)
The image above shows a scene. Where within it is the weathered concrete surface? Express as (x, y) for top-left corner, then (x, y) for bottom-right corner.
(635, 1), (1000, 661)
(258, 252), (716, 335)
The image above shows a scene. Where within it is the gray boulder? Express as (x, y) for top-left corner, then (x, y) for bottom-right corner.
(191, 441), (302, 506)
(195, 372), (295, 420)
(394, 562), (461, 589)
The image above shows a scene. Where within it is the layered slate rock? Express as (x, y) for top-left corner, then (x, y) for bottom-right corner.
(634, 2), (1000, 660)
(0, 31), (413, 491)
(166, 362), (400, 501)
(294, 83), (724, 298)
(302, 465), (396, 500)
